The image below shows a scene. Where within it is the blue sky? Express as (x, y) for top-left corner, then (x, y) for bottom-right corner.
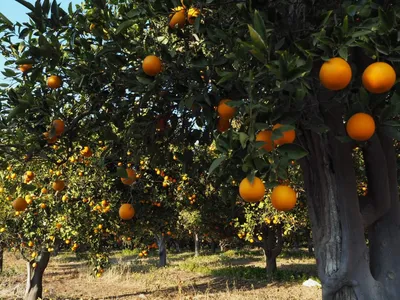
(0, 0), (82, 81)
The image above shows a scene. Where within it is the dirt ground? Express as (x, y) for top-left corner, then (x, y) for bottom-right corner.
(0, 250), (322, 300)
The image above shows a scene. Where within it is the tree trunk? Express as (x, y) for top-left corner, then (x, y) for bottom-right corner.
(306, 228), (314, 256)
(219, 240), (227, 252)
(24, 251), (50, 300)
(367, 132), (400, 299)
(261, 224), (283, 276)
(156, 235), (167, 267)
(211, 240), (217, 254)
(194, 232), (199, 257)
(173, 239), (181, 253)
(299, 102), (388, 299)
(0, 243), (3, 273)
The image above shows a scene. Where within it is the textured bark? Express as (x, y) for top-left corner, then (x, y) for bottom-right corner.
(261, 224), (283, 276)
(194, 232), (199, 257)
(299, 102), (387, 300)
(156, 235), (167, 267)
(24, 251), (50, 300)
(368, 133), (400, 298)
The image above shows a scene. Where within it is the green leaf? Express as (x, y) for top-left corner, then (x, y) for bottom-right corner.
(217, 72), (235, 85)
(248, 25), (267, 51)
(338, 47), (348, 60)
(115, 167), (128, 178)
(239, 132), (249, 148)
(226, 100), (242, 108)
(321, 10), (333, 26)
(352, 30), (372, 38)
(136, 76), (154, 84)
(277, 144), (308, 160)
(208, 156), (226, 176)
(255, 123), (270, 130)
(249, 49), (265, 63)
(116, 19), (135, 34)
(381, 126), (400, 141)
(21, 183), (37, 192)
(342, 15), (348, 34)
(15, 58), (34, 65)
(246, 171), (256, 184)
(378, 8), (393, 32)
(265, 181), (278, 189)
(0, 12), (13, 27)
(15, 0), (35, 11)
(253, 10), (267, 42)
(346, 5), (357, 17)
(2, 68), (17, 77)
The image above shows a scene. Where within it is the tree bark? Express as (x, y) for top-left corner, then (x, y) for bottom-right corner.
(261, 224), (283, 276)
(24, 251), (50, 300)
(299, 102), (388, 300)
(211, 240), (217, 254)
(194, 232), (199, 257)
(0, 243), (3, 273)
(367, 132), (400, 298)
(306, 228), (314, 256)
(156, 235), (167, 267)
(219, 239), (228, 252)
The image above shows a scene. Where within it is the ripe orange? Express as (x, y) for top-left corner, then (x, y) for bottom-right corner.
(119, 203), (135, 220)
(187, 7), (200, 24)
(19, 64), (32, 73)
(52, 119), (65, 136)
(217, 99), (236, 119)
(169, 9), (186, 28)
(217, 118), (230, 132)
(56, 223), (62, 229)
(319, 57), (352, 91)
(346, 113), (375, 141)
(239, 176), (265, 203)
(272, 124), (296, 145)
(12, 197), (28, 211)
(143, 55), (162, 76)
(39, 203), (47, 209)
(121, 168), (136, 185)
(362, 62), (396, 94)
(47, 75), (62, 89)
(81, 146), (93, 157)
(25, 171), (35, 182)
(271, 185), (297, 211)
(52, 180), (65, 192)
(256, 130), (274, 151)
(43, 132), (57, 144)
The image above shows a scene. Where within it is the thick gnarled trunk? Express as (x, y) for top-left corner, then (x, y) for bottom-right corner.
(368, 133), (400, 298)
(24, 251), (50, 300)
(299, 103), (390, 300)
(261, 224), (283, 276)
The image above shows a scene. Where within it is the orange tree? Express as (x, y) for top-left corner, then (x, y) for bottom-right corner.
(232, 161), (310, 276)
(1, 1), (400, 299)
(0, 143), (124, 299)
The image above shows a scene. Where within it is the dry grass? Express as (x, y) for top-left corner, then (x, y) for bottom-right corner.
(0, 249), (321, 299)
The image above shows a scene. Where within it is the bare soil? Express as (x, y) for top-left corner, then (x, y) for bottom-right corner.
(0, 250), (322, 300)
